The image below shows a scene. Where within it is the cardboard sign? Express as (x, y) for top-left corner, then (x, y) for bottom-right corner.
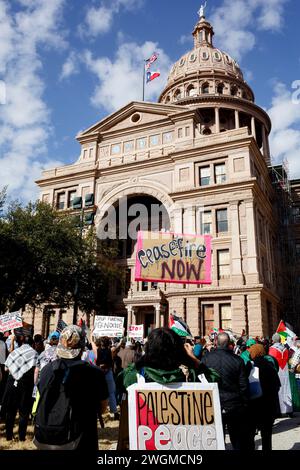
(0, 312), (23, 333)
(93, 316), (124, 338)
(135, 231), (212, 285)
(128, 382), (224, 450)
(128, 325), (144, 339)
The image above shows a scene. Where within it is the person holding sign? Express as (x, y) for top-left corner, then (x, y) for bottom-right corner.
(124, 327), (219, 388)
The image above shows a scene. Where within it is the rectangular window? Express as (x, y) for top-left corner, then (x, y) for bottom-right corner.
(202, 304), (214, 337)
(178, 128), (183, 138)
(199, 166), (210, 186)
(89, 148), (93, 158)
(111, 144), (121, 155)
(163, 132), (173, 144)
(83, 149), (88, 159)
(218, 249), (230, 279)
(215, 163), (226, 184)
(124, 141), (134, 153)
(150, 135), (160, 147)
(219, 304), (232, 330)
(56, 192), (65, 210)
(201, 211), (212, 234)
(216, 209), (228, 233)
(137, 137), (147, 150)
(68, 190), (77, 208)
(185, 126), (190, 137)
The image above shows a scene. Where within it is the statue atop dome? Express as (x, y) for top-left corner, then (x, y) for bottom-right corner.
(198, 2), (207, 19)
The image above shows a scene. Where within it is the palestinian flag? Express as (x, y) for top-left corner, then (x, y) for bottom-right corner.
(169, 314), (191, 338)
(276, 320), (296, 341)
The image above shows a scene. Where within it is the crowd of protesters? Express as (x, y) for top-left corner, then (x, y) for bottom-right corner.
(0, 322), (300, 451)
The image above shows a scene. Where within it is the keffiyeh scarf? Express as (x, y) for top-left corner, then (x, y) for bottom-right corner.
(5, 344), (38, 381)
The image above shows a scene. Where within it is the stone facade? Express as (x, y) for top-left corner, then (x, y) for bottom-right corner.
(31, 10), (290, 338)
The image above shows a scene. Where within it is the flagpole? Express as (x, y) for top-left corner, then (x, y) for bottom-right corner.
(142, 60), (146, 101)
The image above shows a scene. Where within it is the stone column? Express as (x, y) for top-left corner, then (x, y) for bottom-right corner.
(231, 294), (246, 334)
(186, 297), (199, 337)
(215, 108), (220, 133)
(126, 305), (133, 327)
(235, 110), (240, 129)
(262, 124), (271, 165)
(155, 304), (161, 328)
(251, 116), (256, 140)
(245, 199), (259, 284)
(173, 207), (183, 233)
(183, 206), (196, 234)
(247, 292), (263, 337)
(229, 201), (244, 284)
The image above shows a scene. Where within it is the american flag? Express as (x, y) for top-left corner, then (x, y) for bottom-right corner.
(56, 319), (68, 333)
(145, 52), (159, 70)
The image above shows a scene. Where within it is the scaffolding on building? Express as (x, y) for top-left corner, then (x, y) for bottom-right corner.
(269, 160), (297, 328)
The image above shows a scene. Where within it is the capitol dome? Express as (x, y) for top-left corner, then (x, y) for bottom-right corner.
(159, 13), (254, 105)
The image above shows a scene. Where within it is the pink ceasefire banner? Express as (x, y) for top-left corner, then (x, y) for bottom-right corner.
(135, 231), (212, 285)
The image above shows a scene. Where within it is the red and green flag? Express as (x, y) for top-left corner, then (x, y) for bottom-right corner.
(276, 320), (296, 343)
(169, 314), (191, 338)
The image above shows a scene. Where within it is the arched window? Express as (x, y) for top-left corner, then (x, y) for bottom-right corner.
(231, 86), (238, 97)
(165, 95), (171, 103)
(187, 85), (196, 97)
(217, 83), (225, 94)
(202, 82), (209, 94)
(174, 89), (182, 101)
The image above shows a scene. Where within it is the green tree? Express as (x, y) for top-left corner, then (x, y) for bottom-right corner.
(0, 201), (118, 315)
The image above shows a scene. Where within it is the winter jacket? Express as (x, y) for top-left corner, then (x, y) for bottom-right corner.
(201, 347), (249, 412)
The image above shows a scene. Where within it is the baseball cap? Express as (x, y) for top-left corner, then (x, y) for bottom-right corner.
(49, 331), (60, 340)
(57, 325), (85, 359)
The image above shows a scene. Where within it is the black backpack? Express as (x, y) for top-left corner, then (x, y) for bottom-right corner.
(34, 359), (87, 450)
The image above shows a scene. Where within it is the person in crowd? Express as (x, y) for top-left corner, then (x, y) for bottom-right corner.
(118, 341), (135, 370)
(34, 325), (108, 451)
(240, 338), (256, 365)
(193, 336), (204, 360)
(1, 335), (38, 441)
(133, 341), (143, 363)
(0, 333), (7, 406)
(288, 340), (300, 412)
(34, 331), (60, 385)
(33, 334), (45, 355)
(247, 344), (281, 450)
(201, 332), (250, 450)
(123, 327), (218, 388)
(90, 336), (119, 420)
(269, 333), (292, 416)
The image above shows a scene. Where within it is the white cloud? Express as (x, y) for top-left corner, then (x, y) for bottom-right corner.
(83, 41), (172, 113)
(268, 82), (300, 178)
(0, 0), (66, 201)
(60, 51), (80, 81)
(80, 0), (144, 38)
(211, 0), (289, 61)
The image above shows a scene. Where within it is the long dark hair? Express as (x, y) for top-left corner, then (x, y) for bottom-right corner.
(136, 327), (192, 371)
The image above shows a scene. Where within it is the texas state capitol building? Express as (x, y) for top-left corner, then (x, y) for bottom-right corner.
(32, 10), (284, 339)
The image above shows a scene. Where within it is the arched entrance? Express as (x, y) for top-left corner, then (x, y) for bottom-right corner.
(96, 190), (171, 337)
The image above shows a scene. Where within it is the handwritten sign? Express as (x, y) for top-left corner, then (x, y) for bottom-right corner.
(0, 312), (23, 333)
(93, 316), (124, 338)
(128, 325), (144, 339)
(135, 231), (212, 285)
(128, 382), (224, 450)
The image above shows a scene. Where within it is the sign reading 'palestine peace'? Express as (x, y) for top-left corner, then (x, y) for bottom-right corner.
(128, 383), (225, 450)
(135, 231), (212, 285)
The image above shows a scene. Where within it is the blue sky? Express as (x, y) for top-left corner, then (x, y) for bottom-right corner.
(0, 0), (300, 201)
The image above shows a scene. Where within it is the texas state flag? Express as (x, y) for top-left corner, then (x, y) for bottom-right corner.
(146, 70), (160, 83)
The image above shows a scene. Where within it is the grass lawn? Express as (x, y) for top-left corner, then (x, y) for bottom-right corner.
(0, 412), (119, 450)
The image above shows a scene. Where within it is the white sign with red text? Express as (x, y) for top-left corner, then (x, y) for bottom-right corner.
(128, 325), (144, 339)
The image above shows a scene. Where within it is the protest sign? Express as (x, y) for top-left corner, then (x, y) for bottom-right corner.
(128, 325), (144, 339)
(93, 316), (124, 338)
(0, 312), (23, 333)
(135, 231), (212, 285)
(14, 321), (34, 337)
(128, 382), (224, 450)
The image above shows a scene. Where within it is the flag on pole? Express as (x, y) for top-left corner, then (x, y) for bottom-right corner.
(145, 52), (159, 70)
(146, 70), (160, 83)
(276, 320), (296, 344)
(169, 313), (191, 338)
